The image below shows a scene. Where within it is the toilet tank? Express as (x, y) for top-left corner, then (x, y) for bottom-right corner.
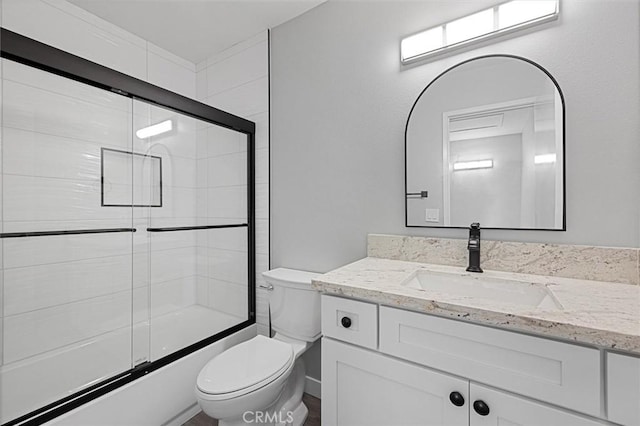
(262, 268), (321, 342)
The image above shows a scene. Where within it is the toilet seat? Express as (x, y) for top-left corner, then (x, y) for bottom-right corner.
(196, 336), (294, 401)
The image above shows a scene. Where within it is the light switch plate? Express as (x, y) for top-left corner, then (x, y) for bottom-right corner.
(425, 208), (440, 222)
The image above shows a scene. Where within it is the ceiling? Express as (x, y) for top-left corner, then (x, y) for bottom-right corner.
(68, 0), (325, 64)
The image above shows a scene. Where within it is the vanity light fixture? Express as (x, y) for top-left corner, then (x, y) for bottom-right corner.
(534, 153), (557, 164)
(401, 0), (559, 64)
(136, 119), (173, 139)
(453, 159), (494, 171)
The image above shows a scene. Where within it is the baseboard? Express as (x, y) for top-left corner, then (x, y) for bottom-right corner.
(163, 404), (201, 426)
(304, 376), (321, 399)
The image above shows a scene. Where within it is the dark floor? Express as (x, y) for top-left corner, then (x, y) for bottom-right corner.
(183, 393), (320, 426)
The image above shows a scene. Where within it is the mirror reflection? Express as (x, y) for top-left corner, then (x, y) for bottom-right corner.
(405, 55), (565, 229)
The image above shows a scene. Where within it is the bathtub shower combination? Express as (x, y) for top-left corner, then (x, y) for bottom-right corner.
(0, 30), (256, 425)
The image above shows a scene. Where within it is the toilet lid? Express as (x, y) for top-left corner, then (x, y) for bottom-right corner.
(197, 335), (294, 396)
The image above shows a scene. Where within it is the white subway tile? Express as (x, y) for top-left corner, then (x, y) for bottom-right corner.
(41, 0), (147, 48)
(4, 255), (132, 316)
(2, 219), (135, 234)
(196, 276), (208, 306)
(205, 76), (268, 118)
(207, 248), (248, 285)
(147, 50), (196, 99)
(149, 229), (198, 252)
(147, 42), (195, 72)
(3, 232), (132, 269)
(206, 227), (247, 252)
(150, 276), (196, 318)
(207, 152), (247, 188)
(3, 0), (147, 80)
(207, 279), (248, 319)
(132, 287), (149, 324)
(256, 148), (269, 184)
(206, 123), (246, 157)
(4, 128), (103, 181)
(3, 80), (131, 147)
(196, 69), (207, 101)
(133, 321), (150, 366)
(205, 31), (267, 68)
(3, 175), (130, 223)
(149, 247), (197, 284)
(206, 41), (268, 97)
(3, 59), (131, 113)
(256, 183), (269, 220)
(150, 186), (197, 219)
(163, 156), (197, 189)
(246, 111), (269, 151)
(206, 186), (247, 220)
(256, 219), (269, 256)
(0, 326), (131, 423)
(3, 291), (132, 363)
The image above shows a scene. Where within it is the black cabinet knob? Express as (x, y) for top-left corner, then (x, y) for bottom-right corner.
(473, 400), (490, 416)
(341, 316), (352, 328)
(449, 391), (465, 407)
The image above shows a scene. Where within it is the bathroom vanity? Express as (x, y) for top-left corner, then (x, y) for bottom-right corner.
(314, 257), (640, 426)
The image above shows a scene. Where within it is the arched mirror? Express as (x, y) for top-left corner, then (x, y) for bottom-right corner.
(405, 55), (565, 230)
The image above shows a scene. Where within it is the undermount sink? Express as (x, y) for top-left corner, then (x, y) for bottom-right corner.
(402, 270), (563, 310)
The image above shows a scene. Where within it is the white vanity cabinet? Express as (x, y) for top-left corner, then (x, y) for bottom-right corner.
(606, 352), (640, 426)
(323, 338), (468, 425)
(321, 295), (611, 426)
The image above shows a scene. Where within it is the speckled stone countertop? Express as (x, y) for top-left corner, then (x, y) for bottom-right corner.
(312, 257), (640, 354)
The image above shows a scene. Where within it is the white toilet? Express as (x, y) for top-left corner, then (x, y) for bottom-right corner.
(195, 268), (321, 426)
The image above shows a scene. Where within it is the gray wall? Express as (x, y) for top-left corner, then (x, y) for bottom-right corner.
(270, 0), (640, 380)
(271, 0), (640, 274)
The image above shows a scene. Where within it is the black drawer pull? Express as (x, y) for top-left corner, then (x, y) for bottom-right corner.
(449, 391), (465, 407)
(473, 400), (490, 416)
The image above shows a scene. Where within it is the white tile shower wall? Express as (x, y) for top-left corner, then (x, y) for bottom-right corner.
(2, 0), (196, 98)
(196, 31), (270, 335)
(0, 0), (198, 383)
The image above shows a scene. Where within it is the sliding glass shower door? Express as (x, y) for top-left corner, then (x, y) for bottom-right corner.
(132, 99), (250, 363)
(0, 58), (136, 423)
(0, 57), (251, 424)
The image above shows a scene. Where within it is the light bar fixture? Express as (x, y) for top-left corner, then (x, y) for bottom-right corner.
(136, 120), (173, 139)
(534, 153), (557, 164)
(453, 159), (494, 171)
(401, 0), (559, 64)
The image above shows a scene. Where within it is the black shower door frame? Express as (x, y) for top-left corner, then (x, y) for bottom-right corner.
(0, 28), (256, 426)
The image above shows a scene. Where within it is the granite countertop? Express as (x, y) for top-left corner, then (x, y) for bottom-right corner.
(312, 257), (640, 354)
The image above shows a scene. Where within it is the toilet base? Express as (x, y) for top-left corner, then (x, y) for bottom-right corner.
(218, 357), (308, 426)
(286, 399), (309, 426)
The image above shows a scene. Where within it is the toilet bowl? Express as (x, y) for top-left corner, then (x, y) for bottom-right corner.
(195, 268), (321, 426)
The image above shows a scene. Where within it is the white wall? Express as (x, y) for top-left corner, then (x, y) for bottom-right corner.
(270, 0), (640, 279)
(195, 32), (270, 336)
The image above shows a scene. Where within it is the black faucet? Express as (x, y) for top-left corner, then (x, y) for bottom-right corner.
(466, 223), (483, 273)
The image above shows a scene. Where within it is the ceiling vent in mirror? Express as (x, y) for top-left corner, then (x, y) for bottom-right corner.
(401, 0), (559, 64)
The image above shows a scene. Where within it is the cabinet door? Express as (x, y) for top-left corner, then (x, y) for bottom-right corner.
(322, 338), (468, 426)
(469, 384), (606, 426)
(607, 352), (640, 426)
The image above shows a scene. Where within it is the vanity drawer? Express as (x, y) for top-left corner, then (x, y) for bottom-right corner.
(607, 352), (640, 426)
(321, 295), (378, 349)
(379, 306), (601, 417)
